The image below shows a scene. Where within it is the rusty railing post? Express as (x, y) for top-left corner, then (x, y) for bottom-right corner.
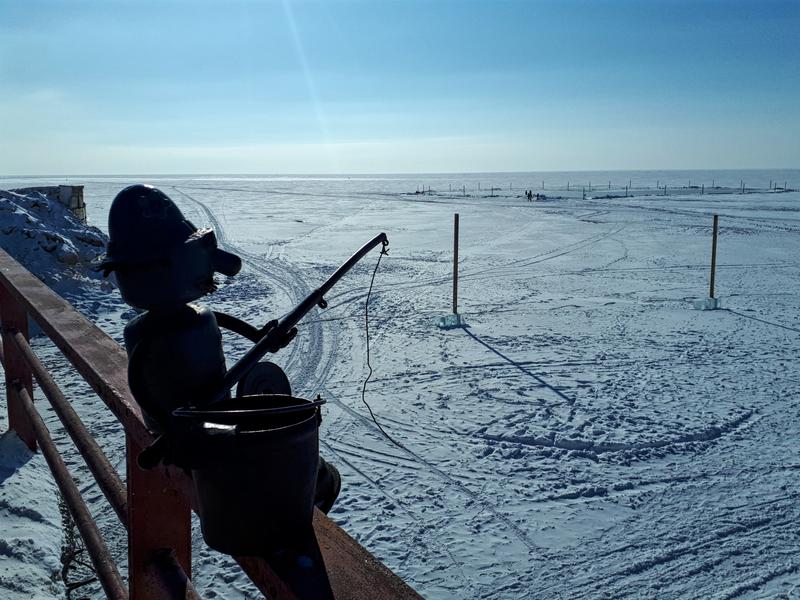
(127, 434), (192, 599)
(0, 284), (36, 449)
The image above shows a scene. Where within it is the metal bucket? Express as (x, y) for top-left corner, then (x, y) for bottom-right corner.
(175, 394), (322, 555)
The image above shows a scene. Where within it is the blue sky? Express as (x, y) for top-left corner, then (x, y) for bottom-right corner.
(1, 0), (798, 174)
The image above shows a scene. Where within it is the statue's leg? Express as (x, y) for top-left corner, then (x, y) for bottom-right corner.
(315, 458), (341, 514)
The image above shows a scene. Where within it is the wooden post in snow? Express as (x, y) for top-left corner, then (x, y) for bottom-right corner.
(453, 213), (459, 315)
(709, 214), (718, 299)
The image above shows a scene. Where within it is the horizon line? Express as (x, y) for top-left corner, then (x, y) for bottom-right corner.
(2, 167), (799, 179)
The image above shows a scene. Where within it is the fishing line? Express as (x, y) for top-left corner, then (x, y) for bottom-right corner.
(361, 243), (404, 449)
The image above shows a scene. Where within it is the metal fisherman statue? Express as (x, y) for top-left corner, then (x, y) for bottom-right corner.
(100, 184), (341, 517)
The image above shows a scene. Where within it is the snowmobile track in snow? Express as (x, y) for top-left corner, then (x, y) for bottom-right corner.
(319, 383), (543, 556)
(320, 225), (627, 316)
(172, 187), (337, 394)
(319, 439), (477, 594)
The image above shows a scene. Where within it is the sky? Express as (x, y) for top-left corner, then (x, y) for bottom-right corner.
(1, 0), (798, 175)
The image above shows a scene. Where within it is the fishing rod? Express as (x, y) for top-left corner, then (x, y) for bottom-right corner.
(208, 231), (389, 405)
(138, 232), (389, 469)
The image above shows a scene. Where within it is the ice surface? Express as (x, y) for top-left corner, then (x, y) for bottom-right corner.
(1, 171), (799, 599)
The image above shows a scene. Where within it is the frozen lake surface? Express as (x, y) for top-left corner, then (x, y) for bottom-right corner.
(1, 171), (799, 599)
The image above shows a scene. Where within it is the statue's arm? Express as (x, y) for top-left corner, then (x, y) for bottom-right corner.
(213, 311), (297, 349)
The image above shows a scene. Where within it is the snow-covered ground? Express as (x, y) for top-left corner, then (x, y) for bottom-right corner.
(1, 171), (799, 599)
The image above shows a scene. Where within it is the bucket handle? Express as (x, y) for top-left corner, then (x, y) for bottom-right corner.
(138, 398), (326, 469)
(172, 397), (326, 420)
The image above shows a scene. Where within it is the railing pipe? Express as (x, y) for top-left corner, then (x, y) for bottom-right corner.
(16, 384), (128, 600)
(10, 329), (129, 527)
(0, 251), (153, 448)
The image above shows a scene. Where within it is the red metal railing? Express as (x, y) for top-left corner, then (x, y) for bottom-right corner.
(0, 248), (422, 600)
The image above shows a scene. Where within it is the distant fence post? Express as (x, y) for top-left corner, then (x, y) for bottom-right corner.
(709, 214), (719, 299)
(453, 214), (459, 315)
(0, 285), (36, 450)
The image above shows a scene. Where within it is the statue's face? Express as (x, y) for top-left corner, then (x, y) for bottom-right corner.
(115, 231), (220, 311)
